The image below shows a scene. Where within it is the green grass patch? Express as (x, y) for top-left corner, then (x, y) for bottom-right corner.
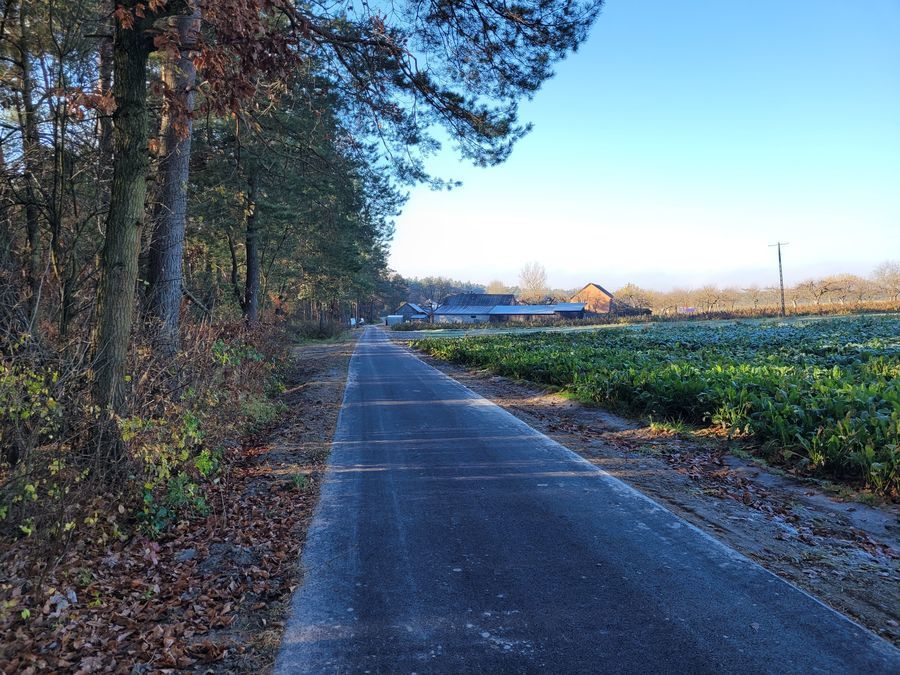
(241, 394), (287, 433)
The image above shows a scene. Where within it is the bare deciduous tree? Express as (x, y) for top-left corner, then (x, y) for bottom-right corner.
(695, 285), (723, 313)
(742, 285), (764, 309)
(518, 262), (548, 302)
(795, 279), (837, 306)
(874, 261), (900, 302)
(614, 283), (654, 310)
(486, 279), (508, 294)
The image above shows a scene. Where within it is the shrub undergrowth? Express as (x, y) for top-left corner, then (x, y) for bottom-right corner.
(0, 318), (290, 551)
(289, 318), (348, 340)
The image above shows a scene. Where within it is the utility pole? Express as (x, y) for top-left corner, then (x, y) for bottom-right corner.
(769, 242), (789, 317)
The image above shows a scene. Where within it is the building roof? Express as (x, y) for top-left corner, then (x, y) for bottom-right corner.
(433, 305), (496, 315)
(397, 302), (426, 314)
(490, 303), (586, 315)
(441, 293), (516, 306)
(553, 302), (588, 312)
(571, 283), (614, 299)
(489, 305), (557, 315)
(434, 303), (586, 316)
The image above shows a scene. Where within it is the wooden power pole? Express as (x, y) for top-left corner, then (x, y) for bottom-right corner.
(769, 242), (789, 317)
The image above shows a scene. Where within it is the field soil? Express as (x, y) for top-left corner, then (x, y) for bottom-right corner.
(407, 339), (900, 646)
(0, 335), (357, 673)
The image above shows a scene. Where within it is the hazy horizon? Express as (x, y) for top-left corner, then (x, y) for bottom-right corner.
(400, 257), (888, 295)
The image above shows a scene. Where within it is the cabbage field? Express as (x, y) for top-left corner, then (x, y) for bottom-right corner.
(413, 316), (899, 494)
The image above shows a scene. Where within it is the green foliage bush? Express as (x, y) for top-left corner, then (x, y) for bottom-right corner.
(1, 322), (290, 542)
(240, 394), (287, 433)
(415, 317), (900, 493)
(0, 340), (64, 468)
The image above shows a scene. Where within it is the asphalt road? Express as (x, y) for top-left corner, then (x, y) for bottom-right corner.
(276, 327), (899, 673)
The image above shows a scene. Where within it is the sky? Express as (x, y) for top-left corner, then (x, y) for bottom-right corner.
(387, 0), (900, 292)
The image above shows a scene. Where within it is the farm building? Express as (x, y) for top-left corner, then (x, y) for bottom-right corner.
(569, 282), (652, 316)
(489, 303), (586, 322)
(433, 299), (586, 324)
(431, 293), (515, 323)
(570, 283), (614, 314)
(440, 293), (516, 307)
(569, 283), (652, 316)
(432, 303), (494, 323)
(548, 302), (587, 319)
(394, 302), (430, 322)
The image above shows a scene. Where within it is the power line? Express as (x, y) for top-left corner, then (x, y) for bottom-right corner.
(769, 242), (790, 317)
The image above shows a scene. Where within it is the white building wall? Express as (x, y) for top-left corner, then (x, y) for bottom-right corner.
(435, 314), (491, 324)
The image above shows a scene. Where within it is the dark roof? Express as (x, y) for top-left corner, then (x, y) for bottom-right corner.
(553, 302), (588, 312)
(490, 303), (586, 315)
(441, 293), (515, 306)
(433, 305), (496, 315)
(489, 305), (556, 316)
(396, 302), (426, 314)
(434, 303), (587, 316)
(571, 283), (614, 300)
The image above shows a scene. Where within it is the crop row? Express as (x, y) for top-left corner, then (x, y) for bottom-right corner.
(413, 317), (900, 494)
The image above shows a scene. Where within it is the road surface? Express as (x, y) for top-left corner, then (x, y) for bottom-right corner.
(276, 327), (898, 673)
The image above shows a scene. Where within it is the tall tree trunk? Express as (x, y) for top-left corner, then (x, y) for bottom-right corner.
(17, 3), (42, 330)
(0, 141), (11, 266)
(243, 173), (259, 325)
(59, 259), (76, 338)
(97, 15), (114, 206)
(227, 232), (244, 309)
(147, 8), (200, 355)
(91, 14), (152, 442)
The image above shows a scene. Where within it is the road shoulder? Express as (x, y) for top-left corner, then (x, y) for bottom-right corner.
(196, 334), (358, 671)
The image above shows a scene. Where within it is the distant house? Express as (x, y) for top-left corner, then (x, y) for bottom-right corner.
(395, 302), (429, 322)
(570, 283), (615, 314)
(569, 282), (650, 316)
(433, 296), (586, 324)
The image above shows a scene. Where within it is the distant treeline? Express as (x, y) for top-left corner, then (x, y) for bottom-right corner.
(613, 262), (900, 316)
(386, 262), (900, 318)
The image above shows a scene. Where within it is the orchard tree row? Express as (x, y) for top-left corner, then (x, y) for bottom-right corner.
(614, 262), (900, 315)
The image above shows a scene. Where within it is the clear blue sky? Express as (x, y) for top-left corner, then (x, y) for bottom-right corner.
(388, 0), (900, 291)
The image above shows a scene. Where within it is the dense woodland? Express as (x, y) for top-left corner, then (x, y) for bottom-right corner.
(0, 2), (602, 667)
(0, 0), (599, 556)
